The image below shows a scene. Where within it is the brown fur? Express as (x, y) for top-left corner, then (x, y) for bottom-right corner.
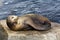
(6, 14), (51, 31)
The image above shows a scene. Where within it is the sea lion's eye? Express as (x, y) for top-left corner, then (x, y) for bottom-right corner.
(12, 17), (14, 19)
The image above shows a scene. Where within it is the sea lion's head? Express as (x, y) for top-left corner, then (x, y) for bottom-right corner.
(7, 15), (18, 23)
(6, 15), (18, 30)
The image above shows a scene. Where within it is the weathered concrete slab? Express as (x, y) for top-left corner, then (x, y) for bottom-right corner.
(0, 20), (60, 40)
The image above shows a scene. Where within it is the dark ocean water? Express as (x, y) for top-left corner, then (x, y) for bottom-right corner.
(0, 0), (60, 23)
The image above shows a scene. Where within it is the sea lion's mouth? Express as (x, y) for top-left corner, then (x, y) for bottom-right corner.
(6, 21), (18, 30)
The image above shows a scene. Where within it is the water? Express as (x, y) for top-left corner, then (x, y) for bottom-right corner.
(0, 0), (60, 23)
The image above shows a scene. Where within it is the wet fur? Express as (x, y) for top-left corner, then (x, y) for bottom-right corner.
(6, 14), (51, 31)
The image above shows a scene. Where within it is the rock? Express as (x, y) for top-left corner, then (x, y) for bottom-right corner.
(0, 23), (8, 40)
(0, 20), (60, 40)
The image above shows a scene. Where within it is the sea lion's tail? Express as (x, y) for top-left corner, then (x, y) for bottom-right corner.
(39, 21), (51, 31)
(26, 19), (51, 31)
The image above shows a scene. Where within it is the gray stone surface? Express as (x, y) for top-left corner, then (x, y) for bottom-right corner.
(0, 20), (60, 40)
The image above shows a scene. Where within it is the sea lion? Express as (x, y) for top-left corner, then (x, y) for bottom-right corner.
(6, 14), (51, 31)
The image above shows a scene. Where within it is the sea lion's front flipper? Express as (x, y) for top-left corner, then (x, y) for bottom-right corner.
(26, 19), (51, 31)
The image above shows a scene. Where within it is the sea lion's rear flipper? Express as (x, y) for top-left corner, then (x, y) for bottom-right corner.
(26, 19), (51, 31)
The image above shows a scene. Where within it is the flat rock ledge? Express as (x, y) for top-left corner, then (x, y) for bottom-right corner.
(0, 20), (60, 40)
